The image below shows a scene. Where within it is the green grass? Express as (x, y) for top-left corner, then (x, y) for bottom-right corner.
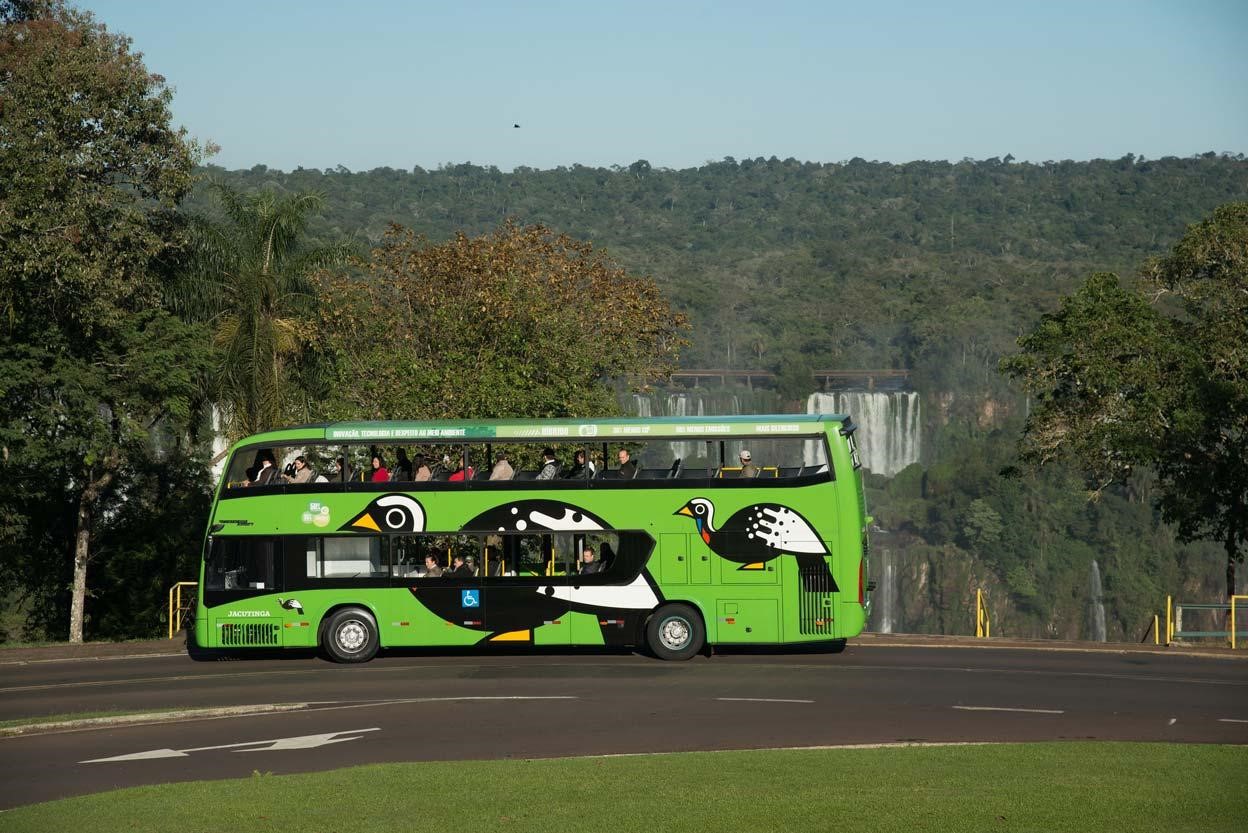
(2, 743), (1242, 832)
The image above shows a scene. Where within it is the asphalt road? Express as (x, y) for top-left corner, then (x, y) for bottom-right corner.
(1, 640), (1245, 809)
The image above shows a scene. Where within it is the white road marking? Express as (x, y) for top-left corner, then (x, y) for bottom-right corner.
(952, 706), (1064, 714)
(81, 728), (380, 763)
(717, 697), (814, 704)
(1218, 718), (1248, 723)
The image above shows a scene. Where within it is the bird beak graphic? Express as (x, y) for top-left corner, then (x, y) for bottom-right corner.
(675, 506), (693, 517)
(351, 513), (381, 532)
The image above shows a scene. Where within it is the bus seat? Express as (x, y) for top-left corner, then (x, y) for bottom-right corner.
(778, 466), (801, 478)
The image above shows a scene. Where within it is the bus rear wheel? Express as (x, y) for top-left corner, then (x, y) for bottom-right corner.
(322, 607), (379, 663)
(646, 603), (704, 661)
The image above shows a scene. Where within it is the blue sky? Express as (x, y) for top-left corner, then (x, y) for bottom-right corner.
(84, 0), (1247, 172)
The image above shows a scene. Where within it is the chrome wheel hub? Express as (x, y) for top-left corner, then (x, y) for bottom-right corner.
(337, 620), (368, 653)
(659, 617), (691, 650)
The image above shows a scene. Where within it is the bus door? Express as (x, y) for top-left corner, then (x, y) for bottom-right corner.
(488, 533), (572, 646)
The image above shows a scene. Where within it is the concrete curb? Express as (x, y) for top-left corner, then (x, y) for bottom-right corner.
(0, 702), (312, 737)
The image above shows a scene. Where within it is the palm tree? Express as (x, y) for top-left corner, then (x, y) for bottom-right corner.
(170, 182), (352, 444)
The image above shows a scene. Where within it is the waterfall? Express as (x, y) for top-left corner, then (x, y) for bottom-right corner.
(806, 392), (921, 476)
(871, 547), (898, 634)
(1089, 559), (1107, 642)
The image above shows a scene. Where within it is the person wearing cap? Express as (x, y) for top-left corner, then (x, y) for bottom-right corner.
(739, 449), (759, 478)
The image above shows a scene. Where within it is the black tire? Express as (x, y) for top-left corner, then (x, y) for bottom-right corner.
(645, 603), (705, 661)
(321, 607), (379, 663)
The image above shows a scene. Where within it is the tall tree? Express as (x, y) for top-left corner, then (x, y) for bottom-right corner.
(1002, 203), (1248, 599)
(0, 0), (208, 641)
(313, 221), (689, 420)
(170, 183), (352, 441)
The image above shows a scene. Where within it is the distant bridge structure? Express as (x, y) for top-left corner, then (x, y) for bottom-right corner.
(666, 369), (911, 391)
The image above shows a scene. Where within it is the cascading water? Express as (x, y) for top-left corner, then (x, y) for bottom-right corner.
(806, 392), (921, 476)
(871, 547), (898, 633)
(1089, 559), (1107, 642)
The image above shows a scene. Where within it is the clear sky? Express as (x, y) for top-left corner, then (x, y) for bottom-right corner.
(82, 0), (1248, 172)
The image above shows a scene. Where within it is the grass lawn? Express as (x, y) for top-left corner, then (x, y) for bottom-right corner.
(2, 742), (1242, 832)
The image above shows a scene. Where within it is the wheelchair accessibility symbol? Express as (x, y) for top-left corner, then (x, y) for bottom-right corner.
(461, 589), (480, 608)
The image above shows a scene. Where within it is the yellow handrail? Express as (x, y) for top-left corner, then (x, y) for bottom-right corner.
(975, 588), (991, 638)
(1232, 595), (1247, 649)
(167, 581), (197, 639)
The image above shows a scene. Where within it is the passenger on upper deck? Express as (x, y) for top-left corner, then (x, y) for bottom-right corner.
(370, 454), (389, 482)
(392, 449), (413, 482)
(564, 449), (596, 479)
(448, 455), (474, 482)
(412, 454), (432, 482)
(490, 451), (514, 480)
(536, 448), (559, 480)
(616, 448), (637, 480)
(282, 455), (314, 483)
(738, 449), (759, 478)
(251, 451), (279, 486)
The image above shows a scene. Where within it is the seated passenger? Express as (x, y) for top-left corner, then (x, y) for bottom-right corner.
(579, 546), (604, 575)
(738, 449), (759, 478)
(370, 454), (389, 482)
(391, 449), (413, 482)
(412, 454), (432, 482)
(536, 447), (559, 480)
(563, 449), (596, 479)
(448, 457), (474, 482)
(282, 455), (314, 483)
(447, 554), (473, 577)
(490, 452), (514, 480)
(616, 448), (637, 480)
(423, 555), (443, 578)
(252, 451), (279, 485)
(465, 554), (480, 576)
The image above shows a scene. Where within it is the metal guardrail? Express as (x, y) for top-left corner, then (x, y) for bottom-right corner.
(1166, 594), (1248, 646)
(167, 581), (197, 639)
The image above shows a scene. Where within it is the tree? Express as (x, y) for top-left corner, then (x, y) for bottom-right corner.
(169, 183), (353, 441)
(312, 221), (689, 420)
(1002, 203), (1248, 599)
(0, 1), (208, 641)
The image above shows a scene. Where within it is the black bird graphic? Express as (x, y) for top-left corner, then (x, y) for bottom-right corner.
(339, 494), (426, 533)
(411, 499), (645, 644)
(675, 497), (838, 591)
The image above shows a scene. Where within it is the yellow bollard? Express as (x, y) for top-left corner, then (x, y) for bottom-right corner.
(1153, 614), (1160, 646)
(1166, 595), (1173, 644)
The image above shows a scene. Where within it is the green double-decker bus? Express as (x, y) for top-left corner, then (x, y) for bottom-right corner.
(193, 414), (871, 661)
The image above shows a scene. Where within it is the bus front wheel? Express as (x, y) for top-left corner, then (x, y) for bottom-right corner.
(646, 603), (705, 661)
(322, 607), (379, 663)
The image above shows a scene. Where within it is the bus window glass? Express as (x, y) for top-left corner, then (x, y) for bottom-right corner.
(206, 537), (282, 591)
(321, 536), (386, 578)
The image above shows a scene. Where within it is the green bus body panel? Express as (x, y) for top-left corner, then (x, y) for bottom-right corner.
(197, 417), (869, 652)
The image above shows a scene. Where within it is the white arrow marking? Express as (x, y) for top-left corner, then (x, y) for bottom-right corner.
(81, 728), (379, 763)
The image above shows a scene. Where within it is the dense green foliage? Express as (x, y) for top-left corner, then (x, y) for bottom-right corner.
(0, 0), (212, 641)
(1004, 204), (1248, 600)
(169, 183), (354, 441)
(194, 154), (1248, 393)
(312, 221), (688, 422)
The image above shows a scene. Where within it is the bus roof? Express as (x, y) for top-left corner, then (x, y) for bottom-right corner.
(234, 414), (852, 447)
